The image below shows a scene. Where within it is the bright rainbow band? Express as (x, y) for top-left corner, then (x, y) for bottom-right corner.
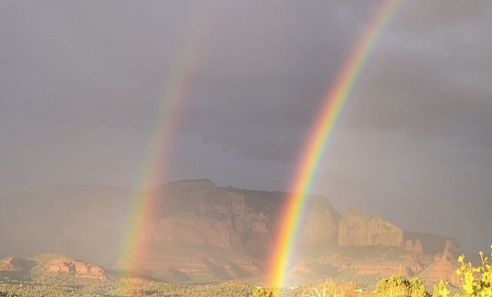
(267, 0), (401, 289)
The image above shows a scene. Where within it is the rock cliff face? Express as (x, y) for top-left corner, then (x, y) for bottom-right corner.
(420, 240), (460, 286)
(300, 199), (340, 244)
(145, 180), (280, 264)
(0, 255), (108, 281)
(0, 179), (458, 284)
(156, 217), (233, 248)
(337, 208), (403, 247)
(46, 257), (108, 281)
(118, 180), (346, 280)
(115, 180), (282, 279)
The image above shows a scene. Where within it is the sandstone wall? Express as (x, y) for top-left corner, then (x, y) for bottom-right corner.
(301, 206), (339, 244)
(156, 217), (233, 248)
(337, 208), (403, 247)
(47, 258), (108, 281)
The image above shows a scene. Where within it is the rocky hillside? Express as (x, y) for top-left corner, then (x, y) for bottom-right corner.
(0, 179), (457, 284)
(0, 254), (108, 282)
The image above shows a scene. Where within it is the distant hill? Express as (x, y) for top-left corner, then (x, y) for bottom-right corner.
(0, 254), (108, 281)
(0, 179), (458, 284)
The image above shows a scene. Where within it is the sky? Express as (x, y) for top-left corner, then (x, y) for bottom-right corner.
(0, 0), (491, 252)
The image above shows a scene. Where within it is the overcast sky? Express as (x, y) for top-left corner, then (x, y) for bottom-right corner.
(1, 0), (491, 252)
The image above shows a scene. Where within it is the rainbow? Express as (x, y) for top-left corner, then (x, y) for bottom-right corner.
(267, 0), (401, 289)
(116, 3), (215, 293)
(118, 51), (200, 275)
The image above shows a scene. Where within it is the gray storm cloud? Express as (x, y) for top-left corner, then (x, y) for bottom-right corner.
(0, 0), (491, 252)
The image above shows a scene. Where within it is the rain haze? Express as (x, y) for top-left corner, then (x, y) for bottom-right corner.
(1, 0), (491, 260)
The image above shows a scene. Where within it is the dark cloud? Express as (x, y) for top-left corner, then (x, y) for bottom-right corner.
(1, 0), (491, 252)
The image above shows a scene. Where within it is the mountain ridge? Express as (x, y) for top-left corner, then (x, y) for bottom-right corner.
(0, 179), (458, 284)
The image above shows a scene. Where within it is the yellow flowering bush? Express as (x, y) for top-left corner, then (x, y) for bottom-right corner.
(454, 246), (492, 297)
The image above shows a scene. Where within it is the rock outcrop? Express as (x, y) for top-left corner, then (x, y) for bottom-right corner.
(0, 255), (108, 281)
(403, 240), (414, 253)
(337, 208), (403, 247)
(0, 257), (34, 273)
(123, 180), (287, 279)
(129, 180), (344, 279)
(156, 217), (233, 248)
(46, 257), (108, 281)
(420, 240), (460, 286)
(0, 179), (460, 284)
(300, 200), (339, 244)
(0, 257), (36, 279)
(413, 239), (424, 255)
(403, 239), (424, 262)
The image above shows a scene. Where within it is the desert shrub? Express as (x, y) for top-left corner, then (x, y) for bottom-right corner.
(374, 275), (430, 297)
(251, 287), (278, 297)
(454, 247), (492, 297)
(431, 281), (449, 297)
(301, 279), (359, 297)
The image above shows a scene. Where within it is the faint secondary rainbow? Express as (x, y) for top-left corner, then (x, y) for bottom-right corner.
(116, 2), (216, 291)
(118, 48), (201, 276)
(267, 0), (401, 289)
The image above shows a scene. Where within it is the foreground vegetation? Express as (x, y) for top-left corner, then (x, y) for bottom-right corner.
(0, 248), (490, 297)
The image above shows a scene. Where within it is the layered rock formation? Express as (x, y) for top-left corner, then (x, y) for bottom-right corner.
(337, 208), (403, 247)
(300, 199), (340, 244)
(0, 179), (458, 284)
(46, 257), (108, 281)
(156, 217), (232, 248)
(420, 240), (460, 286)
(116, 180), (283, 279)
(402, 239), (424, 263)
(0, 255), (108, 282)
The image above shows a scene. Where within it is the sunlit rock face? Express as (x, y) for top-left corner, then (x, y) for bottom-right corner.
(0, 179), (458, 283)
(135, 179), (284, 280)
(46, 257), (108, 281)
(0, 255), (108, 282)
(147, 180), (279, 258)
(156, 217), (233, 248)
(300, 199), (340, 244)
(130, 179), (346, 280)
(337, 208), (403, 247)
(420, 240), (460, 286)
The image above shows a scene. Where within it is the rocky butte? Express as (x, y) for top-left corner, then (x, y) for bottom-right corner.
(0, 179), (459, 284)
(0, 255), (108, 281)
(337, 208), (403, 247)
